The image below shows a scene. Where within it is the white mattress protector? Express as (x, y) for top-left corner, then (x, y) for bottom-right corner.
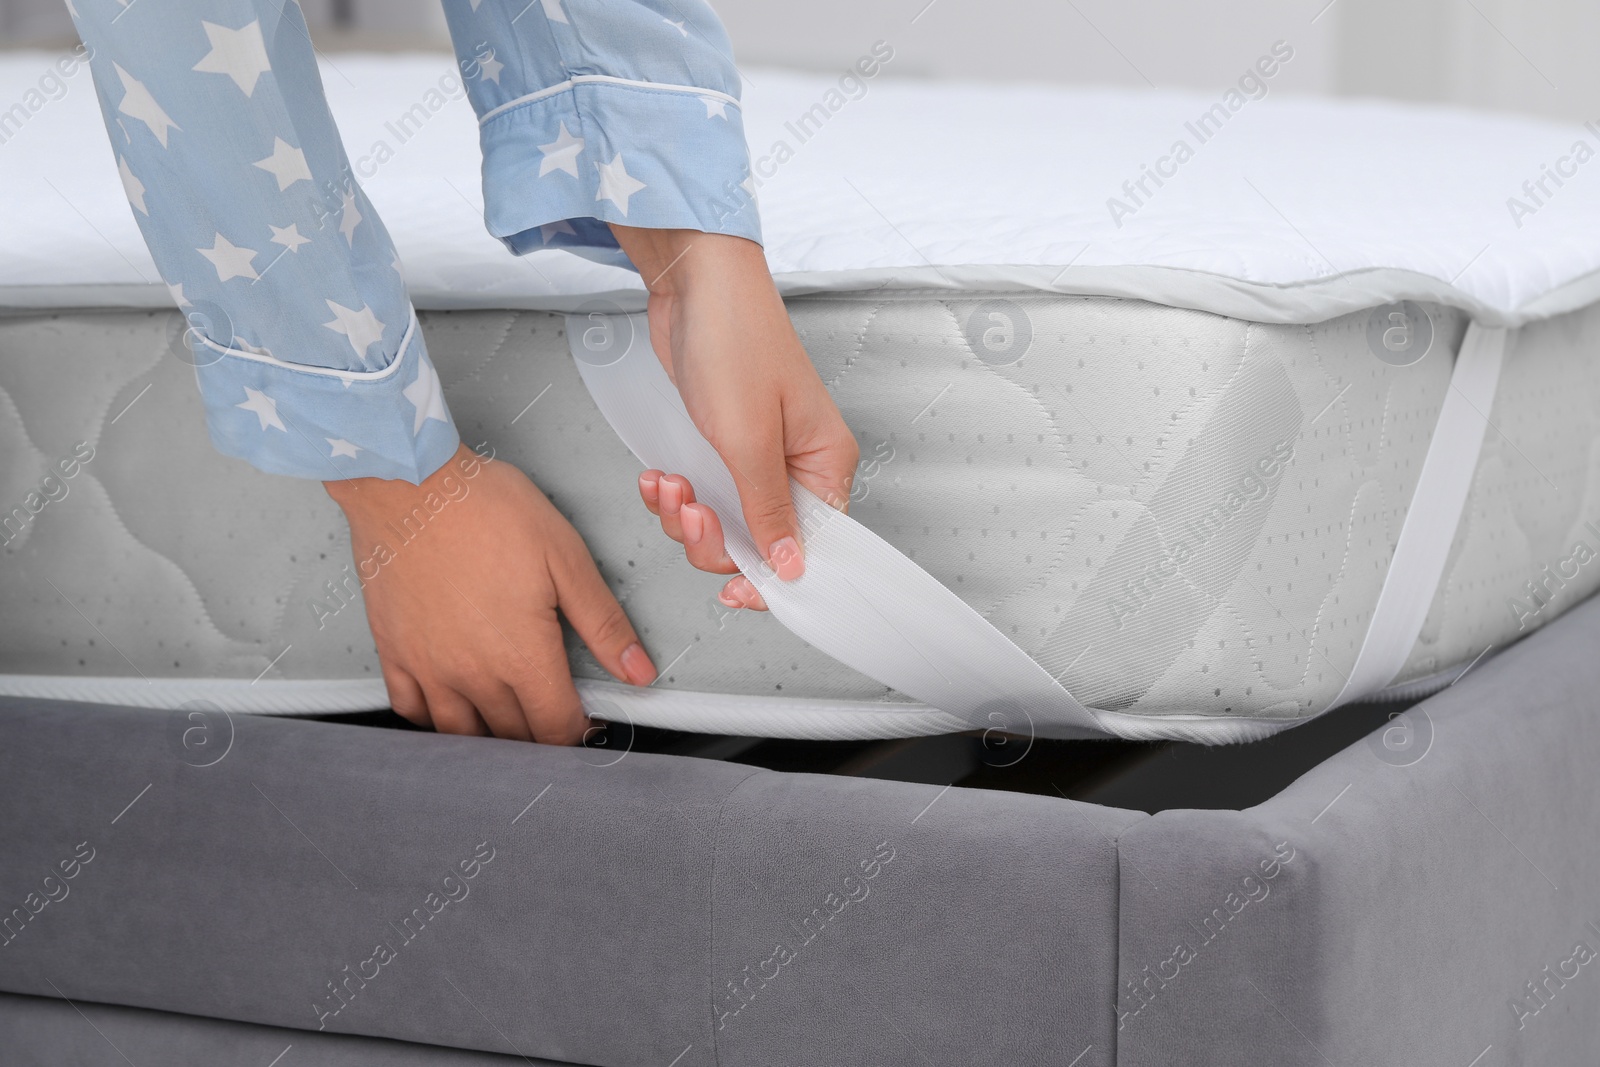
(2, 54), (1599, 326)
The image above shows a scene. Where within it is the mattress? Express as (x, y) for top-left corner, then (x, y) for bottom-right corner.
(2, 54), (1599, 740)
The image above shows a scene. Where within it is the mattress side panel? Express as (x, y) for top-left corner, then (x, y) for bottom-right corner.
(4, 299), (1595, 736)
(1398, 299), (1600, 684)
(0, 310), (388, 686)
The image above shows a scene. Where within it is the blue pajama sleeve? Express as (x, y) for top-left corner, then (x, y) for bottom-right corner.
(69, 0), (757, 483)
(439, 0), (761, 259)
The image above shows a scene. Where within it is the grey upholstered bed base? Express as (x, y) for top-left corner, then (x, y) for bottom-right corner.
(0, 992), (549, 1066)
(3, 596), (1599, 1066)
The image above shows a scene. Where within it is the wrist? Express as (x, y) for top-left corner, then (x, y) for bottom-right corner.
(608, 224), (768, 300)
(325, 443), (489, 511)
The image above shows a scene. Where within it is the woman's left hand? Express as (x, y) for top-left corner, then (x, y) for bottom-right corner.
(609, 226), (858, 611)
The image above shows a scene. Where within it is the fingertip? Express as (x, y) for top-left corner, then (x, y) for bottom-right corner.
(680, 502), (704, 546)
(620, 641), (657, 686)
(639, 470), (662, 508)
(659, 476), (684, 516)
(767, 535), (804, 581)
(723, 575), (769, 610)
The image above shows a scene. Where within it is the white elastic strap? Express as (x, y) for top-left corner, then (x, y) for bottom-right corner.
(568, 313), (1503, 738)
(1330, 322), (1507, 707)
(566, 313), (1105, 737)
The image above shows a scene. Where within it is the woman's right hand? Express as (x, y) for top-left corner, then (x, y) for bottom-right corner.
(610, 226), (859, 612)
(325, 443), (656, 744)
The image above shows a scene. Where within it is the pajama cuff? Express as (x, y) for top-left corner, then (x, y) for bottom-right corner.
(476, 78), (762, 261)
(192, 313), (461, 483)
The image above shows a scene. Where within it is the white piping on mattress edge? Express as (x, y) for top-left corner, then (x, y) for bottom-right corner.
(0, 676), (390, 714)
(0, 674), (1327, 744)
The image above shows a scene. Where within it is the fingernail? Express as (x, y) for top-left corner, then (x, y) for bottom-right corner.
(768, 536), (804, 581)
(639, 471), (660, 504)
(725, 575), (759, 607)
(681, 504), (704, 545)
(659, 478), (682, 516)
(718, 588), (744, 609)
(620, 642), (656, 686)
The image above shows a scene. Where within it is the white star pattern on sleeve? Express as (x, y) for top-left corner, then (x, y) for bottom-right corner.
(321, 300), (386, 359)
(237, 387), (286, 431)
(73, 0), (757, 483)
(269, 223), (310, 252)
(402, 361), (450, 435)
(117, 156), (148, 214)
(113, 63), (179, 147)
(191, 21), (272, 96)
(338, 190), (364, 245)
(540, 220), (578, 244)
(537, 123), (584, 178)
(253, 137), (313, 191)
(197, 233), (260, 281)
(595, 154), (646, 215)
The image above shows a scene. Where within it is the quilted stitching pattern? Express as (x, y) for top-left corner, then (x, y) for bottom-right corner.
(1, 295), (1595, 731)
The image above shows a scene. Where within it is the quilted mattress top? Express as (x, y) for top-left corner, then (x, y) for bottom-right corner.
(2, 52), (1598, 325)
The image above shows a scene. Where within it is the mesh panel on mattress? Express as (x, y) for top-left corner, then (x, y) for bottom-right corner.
(1, 293), (1598, 735)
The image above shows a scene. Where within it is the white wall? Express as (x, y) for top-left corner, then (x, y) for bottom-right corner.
(1334, 0), (1598, 120)
(2, 0), (1595, 120)
(711, 0), (1597, 120)
(712, 0), (1338, 96)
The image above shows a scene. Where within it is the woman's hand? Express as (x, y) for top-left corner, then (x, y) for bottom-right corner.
(609, 226), (859, 610)
(325, 444), (656, 743)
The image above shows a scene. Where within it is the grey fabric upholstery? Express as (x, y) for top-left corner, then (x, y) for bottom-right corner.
(0, 697), (1139, 1065)
(709, 771), (1137, 1065)
(1115, 593), (1600, 1065)
(3, 595), (1599, 1064)
(0, 991), (556, 1066)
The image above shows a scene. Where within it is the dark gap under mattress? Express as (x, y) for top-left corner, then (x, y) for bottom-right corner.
(308, 699), (1412, 813)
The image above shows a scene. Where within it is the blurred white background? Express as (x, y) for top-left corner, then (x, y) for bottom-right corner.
(2, 0), (1594, 120)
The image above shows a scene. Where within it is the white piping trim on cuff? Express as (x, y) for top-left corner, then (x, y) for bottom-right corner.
(478, 74), (741, 125)
(195, 312), (419, 382)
